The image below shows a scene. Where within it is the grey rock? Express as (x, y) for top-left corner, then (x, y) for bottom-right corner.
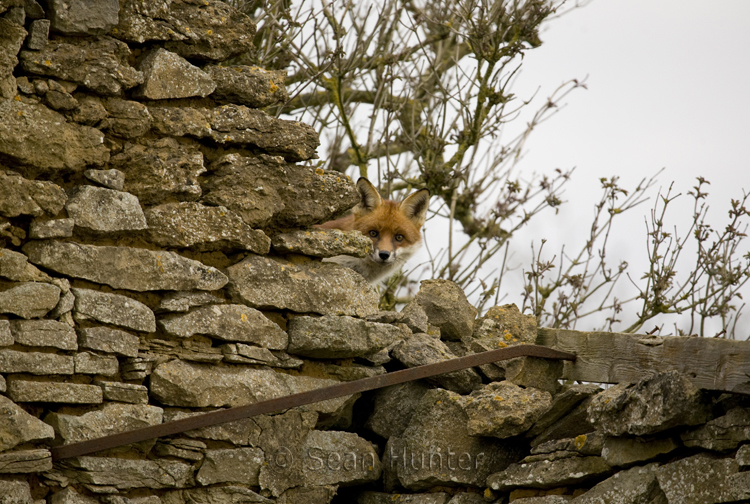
(29, 217), (75, 239)
(0, 394), (55, 451)
(288, 315), (403, 358)
(206, 65), (288, 107)
(26, 18), (49, 50)
(107, 0), (178, 44)
(10, 319), (77, 350)
(0, 449), (52, 473)
(463, 382), (552, 438)
(721, 471), (750, 502)
(385, 388), (524, 491)
(49, 487), (100, 504)
(150, 359), (354, 419)
(64, 456), (191, 490)
(157, 291), (224, 313)
(508, 497), (572, 504)
(531, 396), (598, 448)
(587, 371), (711, 436)
(100, 98), (152, 138)
(358, 492), (450, 504)
(196, 447), (264, 486)
(7, 377), (103, 403)
(503, 356), (563, 394)
(44, 79), (78, 110)
(0, 248), (51, 282)
(84, 169), (125, 191)
(162, 487), (271, 504)
(400, 301), (429, 333)
(69, 94), (109, 126)
(681, 407), (750, 451)
(487, 456), (612, 491)
(163, 408), (260, 446)
(738, 443), (750, 466)
(65, 185), (147, 233)
(202, 155), (358, 230)
(24, 240), (228, 291)
(0, 349), (74, 374)
(23, 0), (46, 19)
(0, 281), (60, 318)
(272, 229), (372, 258)
(392, 333), (481, 394)
(0, 17), (25, 100)
(0, 100), (108, 177)
(154, 438), (206, 461)
(0, 480), (33, 504)
(413, 280), (476, 341)
(74, 351), (119, 375)
(145, 202), (271, 253)
(154, 107), (319, 162)
(468, 304), (537, 379)
(570, 463), (662, 504)
(278, 487), (336, 504)
(311, 362), (386, 382)
(531, 432), (605, 458)
(15, 75), (34, 94)
(5, 5), (24, 24)
(45, 403), (162, 448)
(226, 254), (378, 317)
(47, 0), (119, 35)
(298, 430), (381, 487)
(158, 304), (287, 350)
(0, 319), (10, 345)
(222, 343), (304, 369)
(0, 169), (67, 218)
(528, 384), (602, 438)
(77, 326), (139, 357)
(20, 36), (143, 95)
(656, 452), (738, 504)
(96, 381), (148, 404)
(110, 137), (205, 205)
(446, 494), (486, 504)
(72, 288), (155, 332)
(601, 436), (679, 467)
(135, 48), (215, 99)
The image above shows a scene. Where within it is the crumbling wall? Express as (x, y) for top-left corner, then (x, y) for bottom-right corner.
(1, 2), (750, 504)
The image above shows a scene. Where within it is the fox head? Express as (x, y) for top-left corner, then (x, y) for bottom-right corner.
(352, 178), (430, 268)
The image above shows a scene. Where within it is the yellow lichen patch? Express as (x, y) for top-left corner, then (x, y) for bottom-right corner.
(44, 60), (51, 66)
(503, 331), (513, 341)
(574, 434), (588, 449)
(315, 168), (325, 176)
(435, 400), (441, 405)
(240, 313), (248, 323)
(206, 29), (213, 35)
(484, 488), (493, 498)
(269, 81), (278, 93)
(493, 396), (503, 401)
(13, 95), (20, 101)
(497, 341), (507, 348)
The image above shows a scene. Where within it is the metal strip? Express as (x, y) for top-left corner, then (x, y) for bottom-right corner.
(51, 344), (575, 460)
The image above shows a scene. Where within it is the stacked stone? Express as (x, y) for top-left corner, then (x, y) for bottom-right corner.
(2, 1), (750, 504)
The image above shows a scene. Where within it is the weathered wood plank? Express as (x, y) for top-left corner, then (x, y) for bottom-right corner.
(536, 328), (750, 394)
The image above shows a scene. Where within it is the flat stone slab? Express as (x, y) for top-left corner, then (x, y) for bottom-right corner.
(655, 452), (739, 504)
(84, 169), (125, 190)
(74, 352), (119, 376)
(0, 248), (51, 282)
(464, 382), (552, 439)
(0, 100), (109, 177)
(487, 456), (612, 491)
(71, 287), (156, 333)
(97, 381), (149, 404)
(272, 229), (372, 258)
(47, 0), (119, 35)
(206, 65), (288, 107)
(145, 202), (270, 253)
(0, 169), (67, 218)
(45, 402), (163, 445)
(29, 217), (75, 239)
(7, 378), (103, 404)
(414, 279), (477, 341)
(0, 349), (74, 375)
(287, 315), (403, 358)
(358, 493), (451, 504)
(65, 185), (147, 233)
(227, 254), (378, 317)
(159, 304), (287, 349)
(77, 326), (140, 357)
(65, 456), (191, 490)
(9, 319), (77, 350)
(570, 463), (662, 504)
(20, 36), (143, 95)
(24, 240), (228, 291)
(150, 359), (353, 419)
(0, 281), (61, 319)
(196, 447), (264, 486)
(0, 449), (52, 473)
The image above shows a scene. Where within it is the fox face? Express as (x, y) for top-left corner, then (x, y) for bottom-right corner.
(318, 178), (430, 283)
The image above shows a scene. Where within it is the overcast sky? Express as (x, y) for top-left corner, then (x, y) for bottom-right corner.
(466, 0), (750, 335)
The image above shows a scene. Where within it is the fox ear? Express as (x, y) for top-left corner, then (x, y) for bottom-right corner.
(400, 188), (430, 227)
(354, 178), (383, 215)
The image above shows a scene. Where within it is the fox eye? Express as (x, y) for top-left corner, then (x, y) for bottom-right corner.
(395, 234), (404, 242)
(369, 230), (379, 238)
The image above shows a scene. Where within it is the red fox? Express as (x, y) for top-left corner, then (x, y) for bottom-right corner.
(316, 178), (430, 283)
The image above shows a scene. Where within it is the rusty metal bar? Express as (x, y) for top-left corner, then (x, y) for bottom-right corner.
(51, 344), (575, 461)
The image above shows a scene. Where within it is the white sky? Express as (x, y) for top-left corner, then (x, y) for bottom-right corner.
(446, 0), (750, 335)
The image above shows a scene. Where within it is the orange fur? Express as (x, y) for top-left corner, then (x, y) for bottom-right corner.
(317, 178), (430, 283)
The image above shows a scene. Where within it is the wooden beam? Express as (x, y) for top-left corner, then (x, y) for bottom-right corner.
(536, 328), (750, 394)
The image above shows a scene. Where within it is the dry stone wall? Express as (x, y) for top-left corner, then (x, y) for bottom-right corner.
(1, 1), (750, 503)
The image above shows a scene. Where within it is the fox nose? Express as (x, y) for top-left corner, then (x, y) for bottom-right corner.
(378, 251), (391, 261)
